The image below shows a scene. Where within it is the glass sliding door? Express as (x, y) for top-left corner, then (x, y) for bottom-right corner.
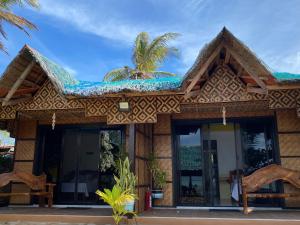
(59, 128), (101, 204)
(175, 126), (205, 205)
(77, 129), (100, 203)
(202, 124), (220, 206)
(36, 125), (124, 205)
(59, 129), (79, 203)
(174, 118), (279, 207)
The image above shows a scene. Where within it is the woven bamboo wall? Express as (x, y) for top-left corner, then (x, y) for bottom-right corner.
(276, 109), (300, 207)
(10, 119), (37, 204)
(153, 114), (173, 206)
(135, 124), (152, 212)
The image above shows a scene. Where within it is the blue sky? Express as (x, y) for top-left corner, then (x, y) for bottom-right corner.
(1, 0), (300, 81)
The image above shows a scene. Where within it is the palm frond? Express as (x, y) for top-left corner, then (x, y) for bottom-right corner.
(0, 21), (7, 39)
(0, 0), (39, 9)
(0, 10), (37, 35)
(0, 41), (8, 54)
(103, 67), (132, 81)
(132, 32), (149, 70)
(135, 32), (180, 72)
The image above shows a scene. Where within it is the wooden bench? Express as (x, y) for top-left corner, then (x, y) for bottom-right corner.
(0, 171), (55, 207)
(242, 164), (300, 214)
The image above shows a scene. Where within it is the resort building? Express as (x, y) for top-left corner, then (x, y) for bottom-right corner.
(0, 28), (300, 212)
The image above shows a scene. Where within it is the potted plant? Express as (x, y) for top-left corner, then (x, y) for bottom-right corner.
(96, 185), (135, 225)
(96, 157), (137, 225)
(114, 157), (137, 212)
(147, 152), (167, 199)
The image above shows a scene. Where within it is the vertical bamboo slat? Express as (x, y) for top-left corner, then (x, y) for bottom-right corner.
(10, 119), (37, 205)
(277, 109), (300, 207)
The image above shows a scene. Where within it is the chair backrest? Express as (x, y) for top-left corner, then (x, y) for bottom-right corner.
(0, 171), (47, 190)
(242, 164), (300, 193)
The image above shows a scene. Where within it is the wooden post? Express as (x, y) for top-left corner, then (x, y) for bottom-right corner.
(242, 181), (249, 214)
(128, 124), (136, 172)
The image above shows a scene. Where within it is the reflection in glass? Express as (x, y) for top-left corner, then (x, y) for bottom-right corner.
(241, 122), (279, 206)
(176, 127), (204, 205)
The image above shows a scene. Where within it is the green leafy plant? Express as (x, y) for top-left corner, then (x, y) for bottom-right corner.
(96, 186), (135, 225)
(148, 152), (167, 190)
(96, 157), (138, 224)
(114, 157), (137, 196)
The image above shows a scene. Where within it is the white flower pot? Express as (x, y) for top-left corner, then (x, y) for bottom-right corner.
(124, 199), (135, 212)
(151, 190), (164, 199)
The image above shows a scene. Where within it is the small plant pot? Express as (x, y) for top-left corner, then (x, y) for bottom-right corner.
(151, 189), (164, 199)
(124, 199), (135, 212)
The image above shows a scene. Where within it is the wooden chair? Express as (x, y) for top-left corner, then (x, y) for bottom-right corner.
(242, 164), (300, 214)
(0, 170), (55, 207)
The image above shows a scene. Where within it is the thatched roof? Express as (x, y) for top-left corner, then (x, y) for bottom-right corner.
(182, 27), (276, 88)
(64, 77), (182, 96)
(0, 45), (78, 94)
(0, 28), (300, 103)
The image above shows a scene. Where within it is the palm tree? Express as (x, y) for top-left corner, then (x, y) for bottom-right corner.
(103, 32), (180, 81)
(0, 0), (39, 53)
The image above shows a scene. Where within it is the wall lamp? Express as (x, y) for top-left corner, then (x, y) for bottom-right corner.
(118, 101), (130, 112)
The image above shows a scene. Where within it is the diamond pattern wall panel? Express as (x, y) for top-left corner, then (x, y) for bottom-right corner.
(269, 89), (300, 109)
(19, 81), (85, 111)
(183, 65), (267, 104)
(0, 105), (16, 119)
(156, 95), (180, 113)
(85, 95), (179, 124)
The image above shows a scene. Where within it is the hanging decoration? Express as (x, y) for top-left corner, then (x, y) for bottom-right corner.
(52, 112), (56, 130)
(222, 106), (226, 126)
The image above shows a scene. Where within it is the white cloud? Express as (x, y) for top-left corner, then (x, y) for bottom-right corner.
(266, 51), (300, 74)
(37, 0), (211, 73)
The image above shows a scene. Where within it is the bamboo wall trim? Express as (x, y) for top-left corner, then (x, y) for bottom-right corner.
(153, 114), (173, 207)
(135, 124), (152, 213)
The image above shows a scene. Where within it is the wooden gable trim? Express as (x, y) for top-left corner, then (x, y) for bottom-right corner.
(2, 61), (35, 106)
(184, 44), (223, 99)
(224, 44), (268, 94)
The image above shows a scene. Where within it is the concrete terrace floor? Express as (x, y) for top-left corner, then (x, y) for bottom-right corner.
(0, 207), (300, 225)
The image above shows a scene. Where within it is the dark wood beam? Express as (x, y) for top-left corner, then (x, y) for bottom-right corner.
(0, 95), (33, 106)
(224, 49), (230, 64)
(22, 79), (41, 88)
(241, 75), (268, 81)
(267, 83), (300, 90)
(246, 87), (267, 95)
(187, 89), (202, 98)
